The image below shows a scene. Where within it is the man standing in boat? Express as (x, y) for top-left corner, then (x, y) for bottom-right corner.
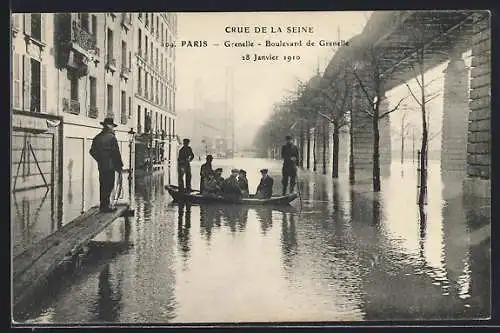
(200, 154), (214, 193)
(281, 135), (299, 195)
(177, 138), (195, 192)
(89, 117), (124, 212)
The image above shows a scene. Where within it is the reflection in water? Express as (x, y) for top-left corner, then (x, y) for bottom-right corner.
(177, 203), (192, 264)
(280, 212), (297, 271)
(255, 208), (273, 235)
(95, 263), (123, 322)
(19, 159), (490, 323)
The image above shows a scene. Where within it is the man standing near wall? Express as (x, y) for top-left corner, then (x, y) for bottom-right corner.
(90, 117), (124, 212)
(281, 135), (299, 195)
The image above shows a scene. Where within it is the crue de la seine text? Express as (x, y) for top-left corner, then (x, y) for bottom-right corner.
(224, 26), (314, 34)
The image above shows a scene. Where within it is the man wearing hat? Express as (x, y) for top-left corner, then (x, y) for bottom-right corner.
(89, 117), (124, 212)
(222, 168), (243, 201)
(237, 169), (249, 198)
(200, 155), (214, 193)
(255, 168), (274, 199)
(281, 135), (299, 195)
(177, 138), (195, 192)
(214, 168), (225, 194)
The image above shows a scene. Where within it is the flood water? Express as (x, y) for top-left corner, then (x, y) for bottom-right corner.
(14, 158), (490, 323)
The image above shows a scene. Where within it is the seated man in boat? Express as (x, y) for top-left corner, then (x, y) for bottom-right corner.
(201, 171), (220, 197)
(255, 169), (274, 199)
(222, 169), (243, 201)
(214, 168), (225, 193)
(237, 169), (249, 198)
(200, 154), (214, 193)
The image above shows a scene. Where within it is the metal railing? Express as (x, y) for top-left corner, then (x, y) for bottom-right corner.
(62, 98), (80, 115)
(71, 21), (97, 53)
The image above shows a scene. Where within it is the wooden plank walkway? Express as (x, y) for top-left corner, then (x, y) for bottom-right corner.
(13, 203), (132, 311)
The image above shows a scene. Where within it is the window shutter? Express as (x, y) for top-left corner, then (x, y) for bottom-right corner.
(40, 13), (46, 43)
(23, 55), (31, 111)
(23, 14), (31, 35)
(41, 64), (47, 112)
(12, 13), (20, 30)
(12, 53), (21, 109)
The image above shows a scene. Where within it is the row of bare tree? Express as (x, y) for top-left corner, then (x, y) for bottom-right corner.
(254, 27), (438, 206)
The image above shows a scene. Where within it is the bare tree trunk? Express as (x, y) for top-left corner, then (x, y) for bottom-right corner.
(349, 112), (355, 185)
(313, 127), (317, 172)
(299, 127), (304, 168)
(373, 114), (381, 192)
(306, 127), (311, 170)
(332, 123), (340, 179)
(322, 122), (327, 175)
(418, 77), (428, 205)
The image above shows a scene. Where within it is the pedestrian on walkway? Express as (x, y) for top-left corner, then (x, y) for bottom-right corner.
(177, 138), (195, 192)
(281, 135), (299, 195)
(89, 117), (124, 212)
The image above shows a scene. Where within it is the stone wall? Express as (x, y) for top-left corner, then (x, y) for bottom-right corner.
(464, 12), (491, 198)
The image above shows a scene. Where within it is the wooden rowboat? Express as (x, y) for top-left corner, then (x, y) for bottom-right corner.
(165, 185), (298, 206)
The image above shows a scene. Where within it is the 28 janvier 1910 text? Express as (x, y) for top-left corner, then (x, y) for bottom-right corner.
(242, 54), (301, 62)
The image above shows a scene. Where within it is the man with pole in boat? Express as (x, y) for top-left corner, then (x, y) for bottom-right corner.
(281, 135), (299, 195)
(200, 154), (214, 193)
(177, 138), (195, 192)
(89, 117), (124, 213)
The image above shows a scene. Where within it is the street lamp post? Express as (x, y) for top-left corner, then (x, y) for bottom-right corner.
(128, 128), (136, 203)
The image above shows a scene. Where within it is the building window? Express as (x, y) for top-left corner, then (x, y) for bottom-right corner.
(121, 41), (127, 69)
(107, 28), (114, 63)
(70, 72), (79, 101)
(91, 15), (97, 37)
(138, 28), (142, 55)
(89, 76), (97, 108)
(121, 90), (127, 124)
(155, 48), (158, 70)
(150, 42), (153, 64)
(137, 105), (142, 133)
(156, 16), (159, 38)
(145, 35), (148, 59)
(128, 96), (132, 118)
(150, 76), (153, 101)
(144, 72), (148, 98)
(160, 53), (164, 74)
(161, 23), (164, 45)
(80, 13), (89, 32)
(30, 14), (42, 41)
(155, 80), (159, 104)
(137, 67), (142, 94)
(30, 58), (41, 112)
(107, 84), (113, 116)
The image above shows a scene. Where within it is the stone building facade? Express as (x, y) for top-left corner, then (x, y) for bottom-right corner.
(133, 12), (178, 167)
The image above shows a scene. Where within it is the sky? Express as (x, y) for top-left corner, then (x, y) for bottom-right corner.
(175, 11), (372, 148)
(175, 11), (472, 152)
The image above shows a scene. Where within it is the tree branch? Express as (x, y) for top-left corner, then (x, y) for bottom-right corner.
(318, 111), (336, 124)
(424, 92), (441, 104)
(403, 81), (422, 107)
(352, 70), (375, 110)
(379, 96), (407, 118)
